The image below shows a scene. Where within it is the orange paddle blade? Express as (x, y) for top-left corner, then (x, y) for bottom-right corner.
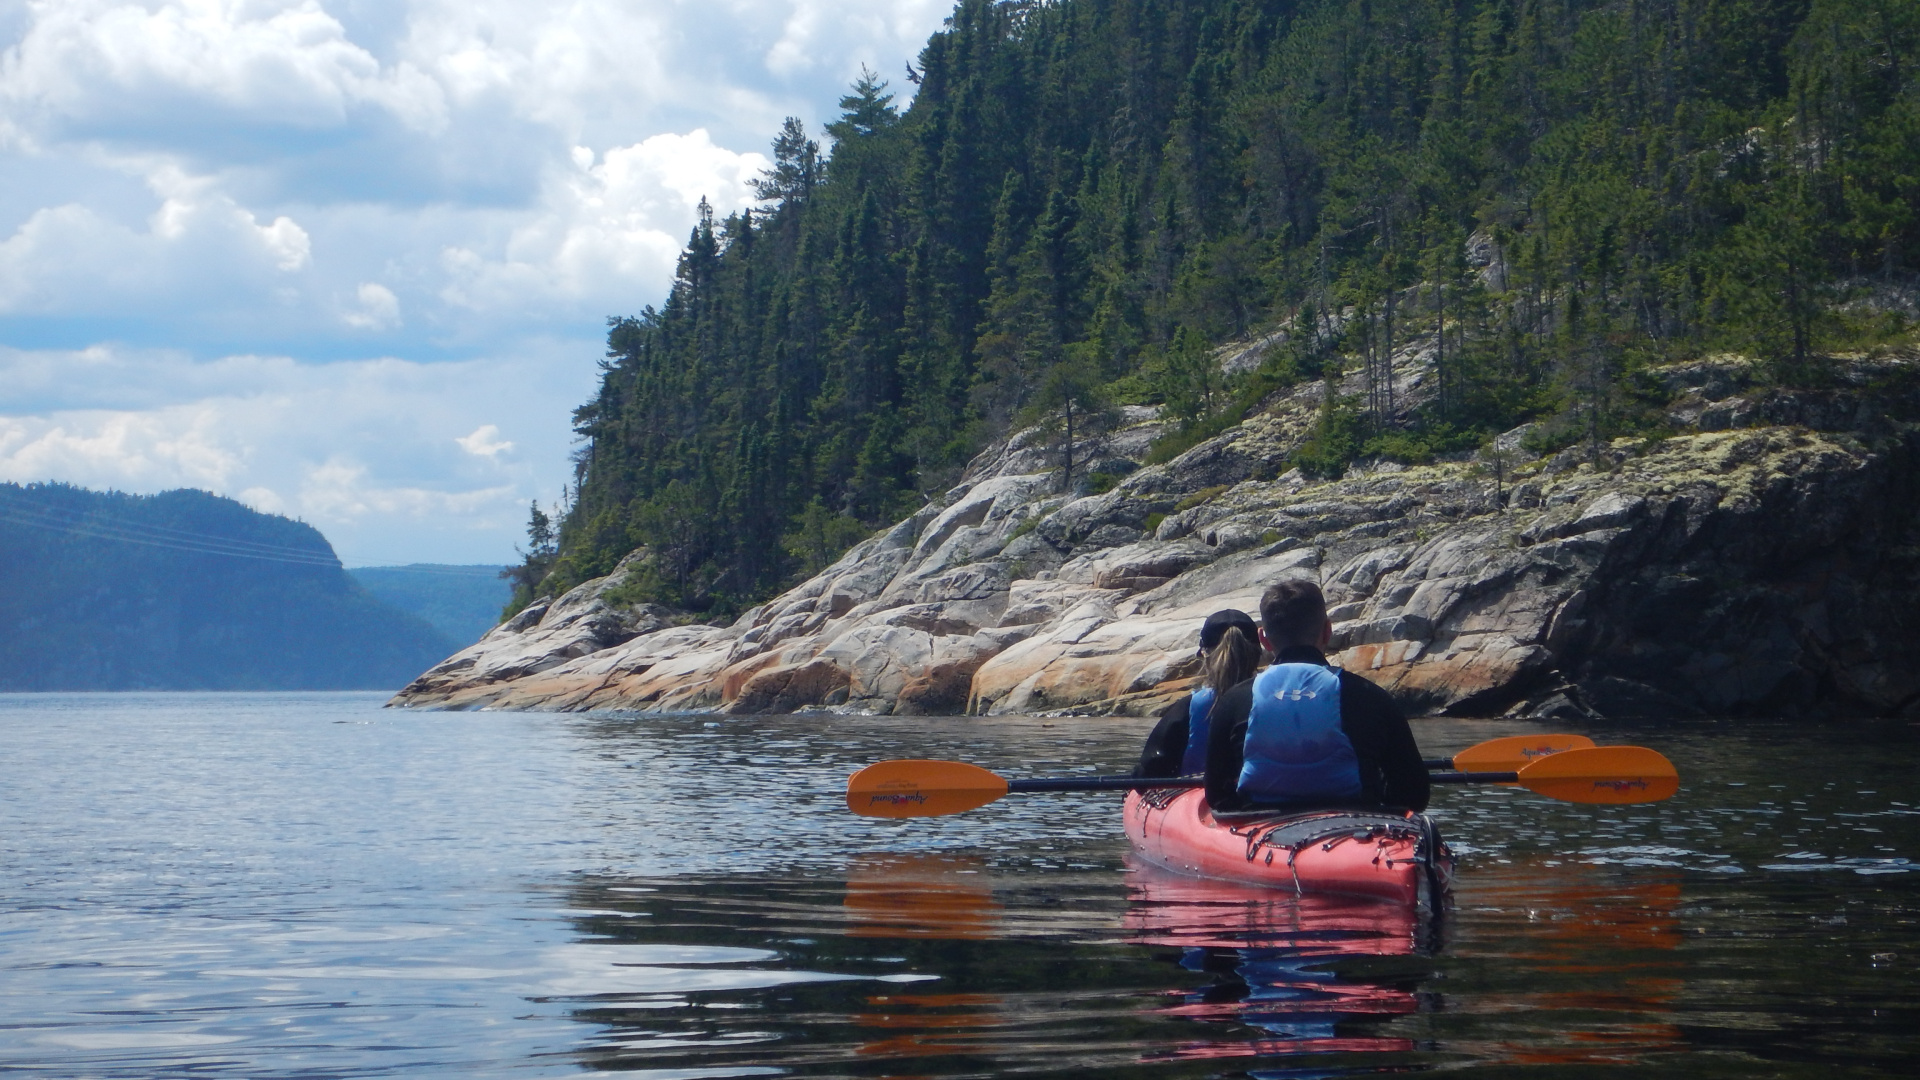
(847, 759), (1010, 818)
(1450, 733), (1596, 773)
(1516, 746), (1680, 805)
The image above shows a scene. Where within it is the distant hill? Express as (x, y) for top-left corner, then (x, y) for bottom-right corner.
(0, 482), (457, 691)
(349, 564), (510, 648)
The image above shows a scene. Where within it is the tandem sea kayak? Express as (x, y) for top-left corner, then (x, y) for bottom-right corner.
(1124, 787), (1453, 906)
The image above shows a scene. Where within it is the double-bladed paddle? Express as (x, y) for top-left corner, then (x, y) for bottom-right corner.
(845, 744), (1678, 818)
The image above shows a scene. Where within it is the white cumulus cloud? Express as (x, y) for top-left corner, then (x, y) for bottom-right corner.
(0, 0), (954, 562)
(257, 213), (311, 271)
(297, 456), (516, 523)
(454, 423), (512, 457)
(766, 0), (950, 77)
(0, 403), (247, 491)
(440, 128), (768, 314)
(0, 160), (312, 316)
(1, 0), (448, 138)
(343, 282), (400, 329)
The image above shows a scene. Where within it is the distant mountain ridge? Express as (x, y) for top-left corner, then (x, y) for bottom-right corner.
(0, 482), (456, 690)
(349, 564), (510, 648)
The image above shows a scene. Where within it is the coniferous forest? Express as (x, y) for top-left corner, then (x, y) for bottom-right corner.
(522, 0), (1920, 620)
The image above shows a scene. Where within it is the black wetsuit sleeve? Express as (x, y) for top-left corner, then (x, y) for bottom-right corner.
(1337, 671), (1431, 811)
(1203, 680), (1256, 812)
(1133, 696), (1191, 778)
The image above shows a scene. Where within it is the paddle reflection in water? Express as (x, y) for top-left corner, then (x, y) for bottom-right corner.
(844, 855), (1012, 1062)
(554, 858), (1436, 1076)
(478, 713), (1919, 1076)
(1435, 859), (1686, 1069)
(9, 701), (1920, 1077)
(553, 860), (1714, 1075)
(843, 853), (1003, 940)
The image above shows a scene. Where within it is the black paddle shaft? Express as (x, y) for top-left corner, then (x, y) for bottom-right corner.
(1430, 770), (1520, 784)
(1004, 770), (1517, 794)
(1007, 776), (1204, 793)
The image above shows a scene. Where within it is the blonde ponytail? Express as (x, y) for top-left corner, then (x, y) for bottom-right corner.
(1203, 625), (1261, 693)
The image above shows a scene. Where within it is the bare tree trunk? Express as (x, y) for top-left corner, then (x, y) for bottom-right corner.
(1383, 281), (1396, 422)
(1381, 209), (1397, 423)
(1434, 273), (1446, 420)
(1062, 396), (1076, 494)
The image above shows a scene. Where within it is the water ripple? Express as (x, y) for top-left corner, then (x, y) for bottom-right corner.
(3, 696), (1919, 1076)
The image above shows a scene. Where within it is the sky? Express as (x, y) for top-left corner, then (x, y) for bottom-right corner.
(0, 0), (949, 566)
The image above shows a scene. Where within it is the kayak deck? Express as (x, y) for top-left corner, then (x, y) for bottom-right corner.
(1124, 787), (1452, 906)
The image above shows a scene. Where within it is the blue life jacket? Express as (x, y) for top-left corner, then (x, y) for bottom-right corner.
(1237, 663), (1363, 804)
(1177, 686), (1217, 775)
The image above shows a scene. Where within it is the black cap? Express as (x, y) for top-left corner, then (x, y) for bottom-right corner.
(1198, 609), (1259, 651)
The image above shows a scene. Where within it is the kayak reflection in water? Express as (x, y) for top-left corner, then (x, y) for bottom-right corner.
(1126, 861), (1426, 1065)
(1134, 608), (1263, 780)
(1205, 579), (1430, 815)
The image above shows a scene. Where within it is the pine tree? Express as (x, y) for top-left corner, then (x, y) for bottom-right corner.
(535, 0), (1920, 621)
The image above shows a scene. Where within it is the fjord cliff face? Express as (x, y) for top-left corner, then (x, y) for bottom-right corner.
(391, 355), (1920, 720)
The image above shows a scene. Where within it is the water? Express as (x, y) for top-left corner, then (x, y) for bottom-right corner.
(2, 694), (1916, 1077)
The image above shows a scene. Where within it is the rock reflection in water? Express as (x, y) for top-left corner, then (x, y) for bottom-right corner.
(1123, 860), (1426, 1066)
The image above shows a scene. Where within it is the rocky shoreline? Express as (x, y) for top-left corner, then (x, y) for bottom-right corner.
(391, 352), (1920, 720)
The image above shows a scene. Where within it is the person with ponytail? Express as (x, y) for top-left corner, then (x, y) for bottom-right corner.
(1203, 578), (1429, 814)
(1134, 609), (1263, 778)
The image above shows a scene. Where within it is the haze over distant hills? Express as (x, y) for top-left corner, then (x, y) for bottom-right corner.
(0, 482), (457, 691)
(349, 565), (511, 649)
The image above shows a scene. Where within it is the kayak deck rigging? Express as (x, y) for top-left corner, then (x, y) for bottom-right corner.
(1125, 788), (1453, 907)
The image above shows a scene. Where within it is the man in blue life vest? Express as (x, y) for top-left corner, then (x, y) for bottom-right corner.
(1203, 578), (1430, 813)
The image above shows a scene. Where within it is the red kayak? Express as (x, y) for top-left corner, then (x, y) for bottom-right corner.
(1124, 788), (1452, 906)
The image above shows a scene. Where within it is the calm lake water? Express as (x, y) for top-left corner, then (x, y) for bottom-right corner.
(2, 693), (1915, 1078)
